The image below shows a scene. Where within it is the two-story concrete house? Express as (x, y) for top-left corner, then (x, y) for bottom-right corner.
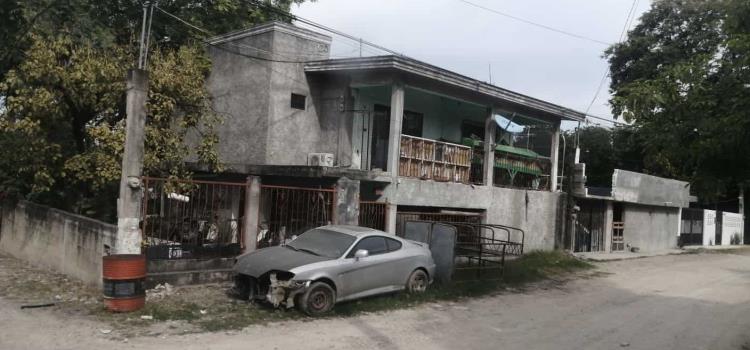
(195, 21), (586, 252)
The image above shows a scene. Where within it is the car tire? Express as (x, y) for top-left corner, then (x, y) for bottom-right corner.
(299, 282), (335, 316)
(406, 269), (429, 293)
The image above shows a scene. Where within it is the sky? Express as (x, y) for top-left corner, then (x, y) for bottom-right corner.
(291, 0), (652, 129)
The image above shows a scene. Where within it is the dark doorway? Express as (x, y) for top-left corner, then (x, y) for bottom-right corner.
(715, 211), (723, 245)
(370, 104), (390, 171)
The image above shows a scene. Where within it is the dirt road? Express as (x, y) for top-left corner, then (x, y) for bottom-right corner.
(2, 251), (749, 350)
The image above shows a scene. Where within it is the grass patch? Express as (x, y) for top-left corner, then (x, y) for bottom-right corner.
(332, 250), (592, 316)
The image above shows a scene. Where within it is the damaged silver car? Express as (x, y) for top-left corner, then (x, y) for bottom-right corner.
(233, 225), (436, 316)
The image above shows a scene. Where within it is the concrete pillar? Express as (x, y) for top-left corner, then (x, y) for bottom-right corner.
(385, 202), (398, 234)
(549, 121), (561, 192)
(115, 69), (148, 254)
(334, 177), (360, 226)
(243, 176), (261, 252)
(483, 109), (496, 186)
(604, 201), (614, 252)
(386, 81), (404, 176)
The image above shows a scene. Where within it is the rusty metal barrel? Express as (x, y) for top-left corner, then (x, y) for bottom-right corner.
(102, 254), (146, 312)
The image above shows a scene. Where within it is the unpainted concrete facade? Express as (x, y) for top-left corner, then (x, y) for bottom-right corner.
(572, 169), (690, 253)
(202, 22), (587, 252)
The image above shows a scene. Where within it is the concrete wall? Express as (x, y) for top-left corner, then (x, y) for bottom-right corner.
(622, 203), (679, 252)
(206, 22), (333, 169)
(385, 178), (563, 251)
(612, 170), (691, 208)
(703, 210), (717, 246)
(0, 200), (116, 287)
(722, 212), (743, 245)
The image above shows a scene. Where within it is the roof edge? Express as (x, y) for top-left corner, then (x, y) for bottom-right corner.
(305, 56), (586, 122)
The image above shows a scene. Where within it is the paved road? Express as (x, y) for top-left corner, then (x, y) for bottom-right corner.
(2, 251), (749, 350)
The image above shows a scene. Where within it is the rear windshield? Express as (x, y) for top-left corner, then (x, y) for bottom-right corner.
(287, 228), (356, 258)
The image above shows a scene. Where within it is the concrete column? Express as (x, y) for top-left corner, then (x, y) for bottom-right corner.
(604, 201), (614, 253)
(385, 202), (398, 234)
(483, 109), (496, 186)
(334, 177), (360, 225)
(549, 121), (561, 192)
(115, 69), (148, 254)
(386, 81), (404, 176)
(243, 176), (261, 252)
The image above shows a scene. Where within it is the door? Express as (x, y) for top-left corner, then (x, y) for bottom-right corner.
(611, 203), (625, 251)
(338, 236), (393, 297)
(370, 105), (390, 171)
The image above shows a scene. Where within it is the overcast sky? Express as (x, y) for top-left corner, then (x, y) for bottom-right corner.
(292, 0), (652, 128)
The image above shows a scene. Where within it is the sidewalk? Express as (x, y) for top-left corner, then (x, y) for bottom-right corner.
(574, 249), (686, 262)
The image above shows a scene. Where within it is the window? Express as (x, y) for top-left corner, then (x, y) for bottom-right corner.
(402, 110), (423, 137)
(291, 93), (306, 110)
(385, 238), (402, 252)
(347, 236), (388, 258)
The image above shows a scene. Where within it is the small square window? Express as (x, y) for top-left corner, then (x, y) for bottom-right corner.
(291, 93), (306, 110)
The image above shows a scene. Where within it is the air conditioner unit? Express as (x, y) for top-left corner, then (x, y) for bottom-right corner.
(308, 153), (334, 167)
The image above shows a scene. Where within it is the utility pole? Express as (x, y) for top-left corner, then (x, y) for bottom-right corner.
(115, 1), (154, 254)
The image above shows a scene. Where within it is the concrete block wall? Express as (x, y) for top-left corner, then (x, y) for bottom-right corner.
(622, 203), (679, 252)
(387, 178), (564, 252)
(0, 200), (116, 287)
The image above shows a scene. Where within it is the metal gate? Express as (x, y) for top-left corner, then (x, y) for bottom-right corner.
(256, 185), (335, 248)
(395, 211), (483, 237)
(359, 201), (387, 231)
(574, 200), (607, 252)
(680, 208), (704, 246)
(141, 177), (247, 260)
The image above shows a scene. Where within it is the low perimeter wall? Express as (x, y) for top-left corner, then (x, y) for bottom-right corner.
(0, 200), (116, 287)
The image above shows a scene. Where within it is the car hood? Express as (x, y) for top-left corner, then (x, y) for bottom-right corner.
(233, 246), (333, 277)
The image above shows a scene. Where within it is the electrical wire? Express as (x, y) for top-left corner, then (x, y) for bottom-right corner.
(583, 0), (640, 122)
(456, 0), (612, 46)
(155, 5), (310, 63)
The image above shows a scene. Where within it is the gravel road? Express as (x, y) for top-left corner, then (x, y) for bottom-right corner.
(1, 250), (749, 350)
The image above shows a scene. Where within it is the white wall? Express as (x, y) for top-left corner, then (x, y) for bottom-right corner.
(703, 210), (716, 246)
(722, 212), (743, 245)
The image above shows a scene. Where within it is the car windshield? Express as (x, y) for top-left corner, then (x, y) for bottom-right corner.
(286, 228), (356, 259)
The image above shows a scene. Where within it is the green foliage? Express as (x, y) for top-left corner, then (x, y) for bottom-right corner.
(562, 126), (644, 188)
(0, 0), (307, 219)
(605, 0), (750, 201)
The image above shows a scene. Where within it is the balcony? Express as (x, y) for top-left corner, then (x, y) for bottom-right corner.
(464, 138), (551, 190)
(399, 135), (472, 183)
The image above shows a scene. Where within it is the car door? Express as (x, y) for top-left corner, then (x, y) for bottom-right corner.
(338, 236), (393, 297)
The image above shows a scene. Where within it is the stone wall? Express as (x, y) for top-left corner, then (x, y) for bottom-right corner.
(0, 200), (116, 287)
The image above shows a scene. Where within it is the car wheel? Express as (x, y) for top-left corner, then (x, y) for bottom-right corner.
(406, 269), (428, 293)
(299, 282), (335, 316)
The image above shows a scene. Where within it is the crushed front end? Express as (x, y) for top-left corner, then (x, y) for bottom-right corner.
(233, 271), (310, 309)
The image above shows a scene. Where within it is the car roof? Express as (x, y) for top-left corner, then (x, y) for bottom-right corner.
(317, 225), (390, 238)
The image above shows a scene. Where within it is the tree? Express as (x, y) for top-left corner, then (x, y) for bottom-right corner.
(605, 0), (750, 202)
(0, 0), (306, 220)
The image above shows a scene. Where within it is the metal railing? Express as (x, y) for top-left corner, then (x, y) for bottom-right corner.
(399, 135), (472, 183)
(257, 185), (335, 248)
(141, 177), (246, 260)
(359, 201), (387, 231)
(396, 211), (483, 237)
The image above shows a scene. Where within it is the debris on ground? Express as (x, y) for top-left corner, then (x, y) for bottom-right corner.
(99, 329), (112, 334)
(146, 283), (175, 300)
(20, 302), (56, 309)
(140, 315), (153, 320)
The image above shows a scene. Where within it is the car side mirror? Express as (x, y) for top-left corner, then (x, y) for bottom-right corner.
(354, 249), (369, 260)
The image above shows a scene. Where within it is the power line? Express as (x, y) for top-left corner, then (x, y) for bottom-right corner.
(155, 6), (310, 63)
(456, 0), (612, 46)
(583, 0), (640, 118)
(243, 0), (405, 57)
